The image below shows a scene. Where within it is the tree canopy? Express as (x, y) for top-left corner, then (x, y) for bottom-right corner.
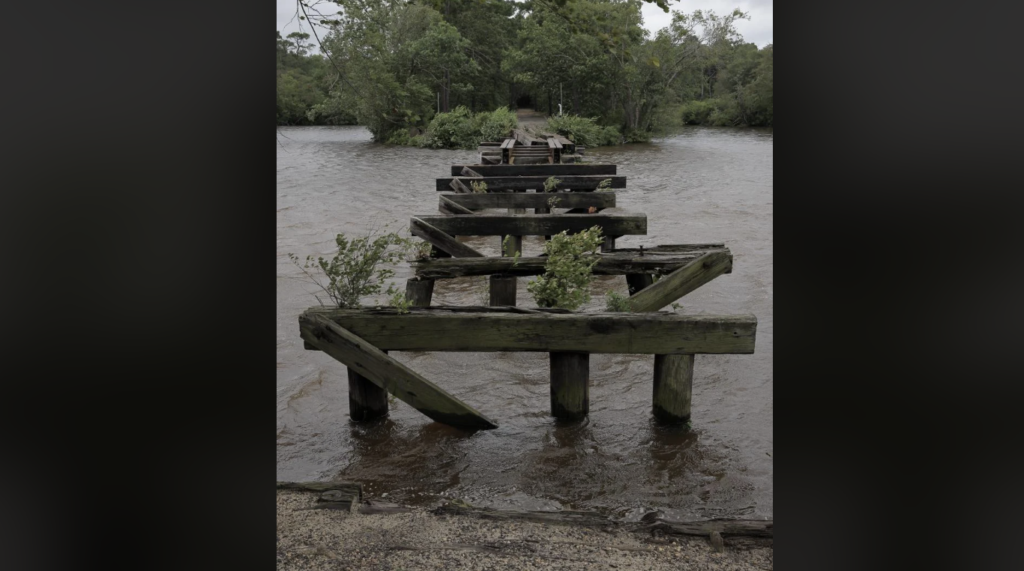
(277, 1), (773, 137)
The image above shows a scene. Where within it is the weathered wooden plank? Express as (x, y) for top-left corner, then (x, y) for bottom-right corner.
(299, 314), (499, 429)
(436, 175), (625, 191)
(410, 248), (730, 279)
(449, 164), (616, 176)
(302, 307), (757, 354)
(652, 354), (693, 423)
(410, 217), (484, 258)
(460, 167), (483, 178)
(440, 191), (617, 211)
(414, 213), (646, 237)
(627, 250), (733, 312)
(439, 195), (474, 215)
(550, 352), (589, 420)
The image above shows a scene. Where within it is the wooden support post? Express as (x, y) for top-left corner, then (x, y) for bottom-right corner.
(504, 189), (525, 260)
(626, 273), (655, 295)
(348, 356), (389, 422)
(489, 275), (517, 306)
(405, 278), (434, 307)
(652, 354), (694, 424)
(550, 352), (589, 420)
(601, 236), (616, 252)
(503, 234), (523, 258)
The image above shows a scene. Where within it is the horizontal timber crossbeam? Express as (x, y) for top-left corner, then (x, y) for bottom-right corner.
(413, 213), (646, 237)
(411, 247), (732, 279)
(439, 191), (616, 211)
(436, 175), (625, 191)
(300, 306), (756, 354)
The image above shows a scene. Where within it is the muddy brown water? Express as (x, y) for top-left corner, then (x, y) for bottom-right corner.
(276, 125), (773, 521)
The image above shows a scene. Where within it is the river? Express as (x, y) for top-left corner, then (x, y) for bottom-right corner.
(276, 125), (773, 521)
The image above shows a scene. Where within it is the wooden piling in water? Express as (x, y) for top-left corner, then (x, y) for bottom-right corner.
(348, 357), (389, 421)
(405, 278), (434, 307)
(489, 275), (517, 306)
(627, 264), (699, 425)
(550, 352), (589, 420)
(652, 354), (694, 423)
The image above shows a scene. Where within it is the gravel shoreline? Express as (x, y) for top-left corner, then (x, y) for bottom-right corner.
(278, 490), (773, 570)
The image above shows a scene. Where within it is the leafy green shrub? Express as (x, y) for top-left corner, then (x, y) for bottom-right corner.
(527, 226), (604, 310)
(543, 176), (561, 192)
(422, 105), (519, 149)
(679, 100), (717, 125)
(546, 115), (621, 147)
(289, 230), (414, 311)
(476, 106), (518, 142)
(423, 105), (479, 149)
(605, 291), (633, 312)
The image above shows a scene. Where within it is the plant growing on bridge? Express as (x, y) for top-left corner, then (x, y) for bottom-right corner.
(605, 290), (633, 312)
(543, 176), (562, 192)
(289, 229), (413, 310)
(528, 226), (603, 310)
(471, 180), (488, 193)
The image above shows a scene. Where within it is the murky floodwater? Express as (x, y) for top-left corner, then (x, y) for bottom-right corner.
(277, 125), (772, 521)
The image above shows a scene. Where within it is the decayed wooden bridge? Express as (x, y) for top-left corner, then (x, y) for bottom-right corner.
(299, 147), (756, 430)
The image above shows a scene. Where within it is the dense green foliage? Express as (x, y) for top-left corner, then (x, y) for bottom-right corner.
(528, 226), (604, 310)
(289, 230), (415, 310)
(420, 106), (518, 149)
(546, 115), (622, 147)
(278, 1), (773, 135)
(277, 31), (356, 125)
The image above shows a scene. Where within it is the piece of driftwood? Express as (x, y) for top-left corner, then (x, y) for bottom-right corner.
(460, 166), (483, 178)
(299, 314), (499, 429)
(434, 502), (773, 539)
(628, 251), (733, 312)
(449, 164), (615, 176)
(410, 248), (730, 279)
(301, 307), (757, 355)
(643, 518), (773, 538)
(277, 481), (363, 496)
(433, 502), (611, 528)
(410, 217), (484, 258)
(436, 175), (625, 191)
(440, 191), (616, 211)
(358, 500), (417, 515)
(413, 213), (646, 237)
